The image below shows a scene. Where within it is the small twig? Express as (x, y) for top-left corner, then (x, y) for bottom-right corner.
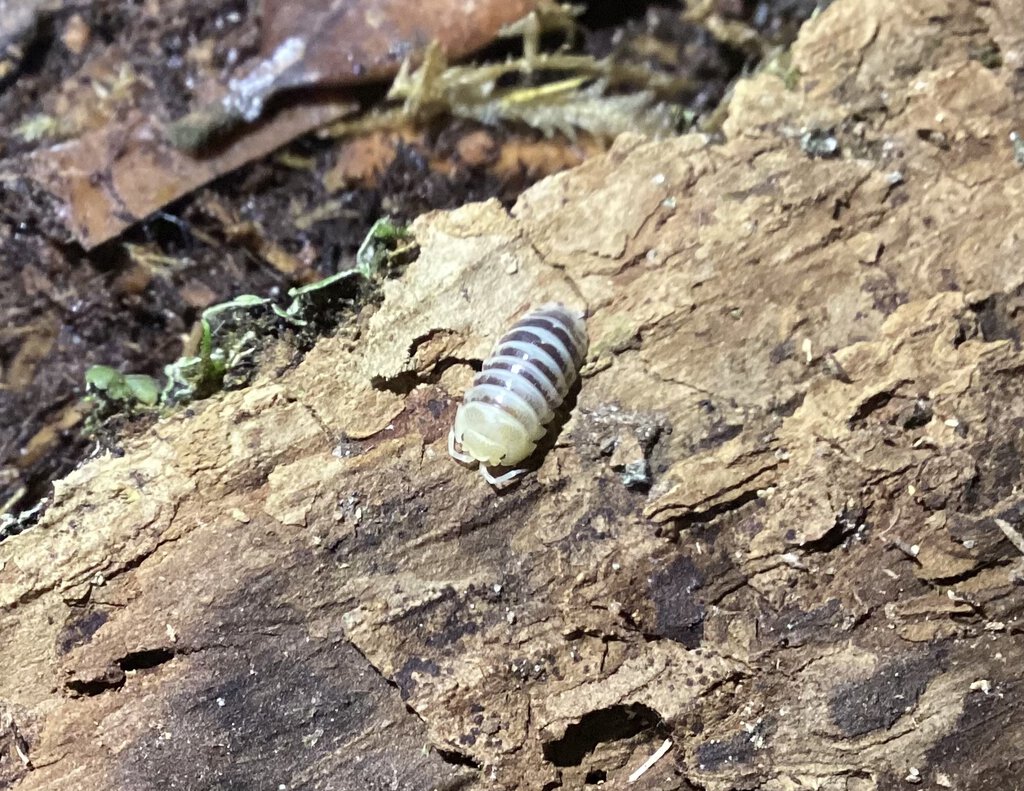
(9, 718), (32, 769)
(994, 518), (1024, 556)
(628, 738), (672, 783)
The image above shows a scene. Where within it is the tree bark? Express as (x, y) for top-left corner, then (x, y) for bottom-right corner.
(3, 0), (1024, 789)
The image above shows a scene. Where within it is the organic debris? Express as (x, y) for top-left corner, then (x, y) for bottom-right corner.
(84, 218), (414, 427)
(379, 42), (686, 140)
(166, 0), (540, 150)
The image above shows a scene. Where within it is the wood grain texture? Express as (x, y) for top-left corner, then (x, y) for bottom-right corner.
(3, 0), (1024, 788)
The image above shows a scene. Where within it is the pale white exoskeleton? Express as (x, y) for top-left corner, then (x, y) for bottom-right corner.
(449, 303), (588, 487)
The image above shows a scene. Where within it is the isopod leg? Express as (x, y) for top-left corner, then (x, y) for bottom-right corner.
(481, 465), (526, 488)
(448, 429), (477, 466)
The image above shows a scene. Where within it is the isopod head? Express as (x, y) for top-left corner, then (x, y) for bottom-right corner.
(453, 400), (540, 467)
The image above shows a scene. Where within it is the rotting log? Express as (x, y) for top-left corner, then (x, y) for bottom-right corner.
(3, 0), (1024, 788)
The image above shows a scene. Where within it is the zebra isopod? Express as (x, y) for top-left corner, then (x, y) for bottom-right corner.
(448, 302), (589, 487)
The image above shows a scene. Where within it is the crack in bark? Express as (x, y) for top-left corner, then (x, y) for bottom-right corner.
(339, 631), (486, 780)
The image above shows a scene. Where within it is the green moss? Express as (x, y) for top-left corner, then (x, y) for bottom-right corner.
(83, 218), (416, 424)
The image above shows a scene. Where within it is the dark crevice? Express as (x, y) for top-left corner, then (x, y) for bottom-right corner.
(801, 506), (866, 553)
(66, 674), (125, 696)
(542, 703), (666, 767)
(118, 647), (175, 672)
(952, 314), (975, 347)
(701, 574), (751, 609)
(562, 628), (630, 643)
(671, 489), (761, 531)
(435, 747), (483, 770)
(696, 422), (743, 452)
(7, 716), (33, 770)
(926, 558), (1013, 586)
(801, 521), (854, 553)
(774, 391), (805, 418)
(969, 292), (1023, 347)
(0, 16), (56, 92)
(848, 389), (896, 425)
(371, 356), (479, 395)
(66, 647), (177, 696)
(898, 398), (933, 430)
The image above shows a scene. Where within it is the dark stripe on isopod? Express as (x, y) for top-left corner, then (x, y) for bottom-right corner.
(533, 304), (586, 339)
(473, 375), (553, 423)
(478, 361), (560, 413)
(516, 315), (586, 367)
(557, 316), (589, 361)
(464, 382), (541, 429)
(502, 328), (572, 374)
(483, 356), (562, 405)
(491, 341), (563, 388)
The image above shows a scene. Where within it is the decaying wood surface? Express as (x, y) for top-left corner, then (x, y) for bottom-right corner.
(3, 0), (1024, 788)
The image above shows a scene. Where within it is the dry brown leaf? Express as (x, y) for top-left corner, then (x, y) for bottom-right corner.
(261, 0), (538, 88)
(25, 102), (352, 249)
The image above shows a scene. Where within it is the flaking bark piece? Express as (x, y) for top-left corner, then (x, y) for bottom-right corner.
(360, 199), (584, 386)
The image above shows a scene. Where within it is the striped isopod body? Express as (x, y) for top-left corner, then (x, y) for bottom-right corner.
(448, 302), (588, 487)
